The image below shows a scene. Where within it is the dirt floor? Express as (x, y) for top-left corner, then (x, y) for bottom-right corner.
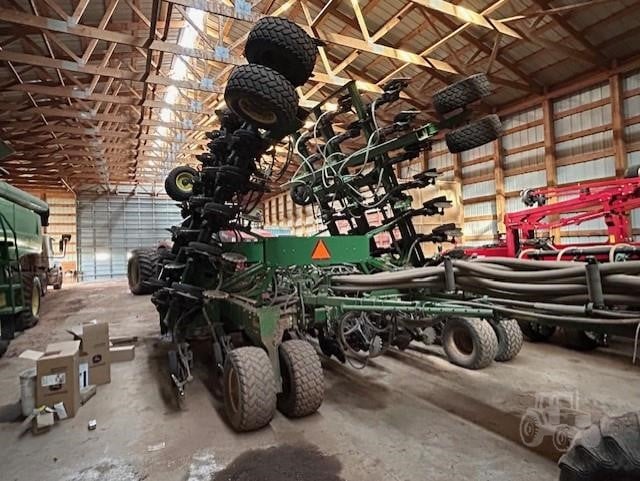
(0, 280), (638, 481)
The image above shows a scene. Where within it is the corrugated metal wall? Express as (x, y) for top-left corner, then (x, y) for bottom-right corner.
(77, 194), (182, 281)
(428, 139), (455, 181)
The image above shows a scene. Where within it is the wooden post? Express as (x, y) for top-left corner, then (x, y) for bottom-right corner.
(453, 152), (462, 184)
(610, 73), (628, 177)
(542, 98), (561, 242)
(493, 138), (506, 234)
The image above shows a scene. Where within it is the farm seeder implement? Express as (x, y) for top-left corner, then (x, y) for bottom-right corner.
(127, 17), (640, 431)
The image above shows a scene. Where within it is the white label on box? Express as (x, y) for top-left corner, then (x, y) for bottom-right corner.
(79, 362), (89, 389)
(41, 373), (66, 387)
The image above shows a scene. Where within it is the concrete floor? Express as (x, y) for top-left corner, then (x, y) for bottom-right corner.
(0, 280), (638, 481)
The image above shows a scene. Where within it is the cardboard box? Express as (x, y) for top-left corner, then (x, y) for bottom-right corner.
(110, 345), (135, 363)
(34, 341), (81, 418)
(68, 321), (111, 385)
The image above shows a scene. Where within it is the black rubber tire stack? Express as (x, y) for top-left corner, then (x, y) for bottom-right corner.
(277, 340), (324, 418)
(223, 347), (277, 432)
(225, 16), (318, 133)
(442, 317), (498, 369)
(244, 16), (318, 87)
(559, 411), (640, 481)
(446, 114), (503, 154)
(432, 73), (491, 115)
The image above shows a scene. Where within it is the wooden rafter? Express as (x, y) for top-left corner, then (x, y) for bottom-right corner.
(0, 0), (638, 190)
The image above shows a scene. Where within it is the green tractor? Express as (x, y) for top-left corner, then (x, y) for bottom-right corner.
(0, 170), (70, 357)
(0, 180), (49, 356)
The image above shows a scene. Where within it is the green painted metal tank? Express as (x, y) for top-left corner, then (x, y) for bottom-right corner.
(0, 181), (48, 258)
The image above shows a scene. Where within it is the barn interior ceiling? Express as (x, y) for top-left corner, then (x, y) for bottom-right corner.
(1, 0), (640, 193)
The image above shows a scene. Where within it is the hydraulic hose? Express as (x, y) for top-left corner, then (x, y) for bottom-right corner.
(330, 256), (640, 329)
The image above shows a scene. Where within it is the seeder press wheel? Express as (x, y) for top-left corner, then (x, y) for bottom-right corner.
(441, 317), (499, 370)
(222, 341), (324, 432)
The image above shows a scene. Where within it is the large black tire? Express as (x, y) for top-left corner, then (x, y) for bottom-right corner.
(277, 340), (324, 418)
(561, 329), (600, 351)
(0, 340), (8, 357)
(559, 411), (640, 481)
(518, 321), (557, 342)
(445, 114), (502, 154)
(127, 249), (158, 295)
(165, 166), (197, 202)
(225, 64), (298, 131)
(442, 317), (498, 370)
(19, 273), (40, 329)
(492, 319), (524, 362)
(432, 73), (491, 115)
(223, 347), (277, 432)
(245, 16), (317, 87)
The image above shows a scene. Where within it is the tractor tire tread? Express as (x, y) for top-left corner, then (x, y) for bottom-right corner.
(224, 347), (276, 431)
(559, 411), (640, 481)
(493, 319), (524, 362)
(432, 73), (491, 115)
(245, 16), (317, 87)
(446, 114), (502, 154)
(19, 272), (39, 329)
(128, 248), (158, 295)
(277, 340), (324, 418)
(225, 64), (298, 130)
(443, 317), (498, 370)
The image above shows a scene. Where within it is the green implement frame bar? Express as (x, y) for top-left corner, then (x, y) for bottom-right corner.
(223, 235), (371, 267)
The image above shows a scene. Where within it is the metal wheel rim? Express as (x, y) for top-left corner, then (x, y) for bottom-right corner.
(227, 366), (241, 415)
(452, 327), (474, 355)
(175, 172), (193, 193)
(238, 97), (277, 125)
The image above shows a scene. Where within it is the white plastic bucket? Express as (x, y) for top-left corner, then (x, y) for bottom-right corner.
(19, 367), (37, 417)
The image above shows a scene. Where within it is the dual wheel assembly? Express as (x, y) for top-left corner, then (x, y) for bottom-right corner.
(222, 340), (324, 432)
(441, 318), (523, 369)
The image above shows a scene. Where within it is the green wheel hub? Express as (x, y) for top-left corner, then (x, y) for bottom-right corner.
(175, 172), (194, 193)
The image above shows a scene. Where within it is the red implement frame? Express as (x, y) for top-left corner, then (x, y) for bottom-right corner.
(461, 176), (640, 259)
